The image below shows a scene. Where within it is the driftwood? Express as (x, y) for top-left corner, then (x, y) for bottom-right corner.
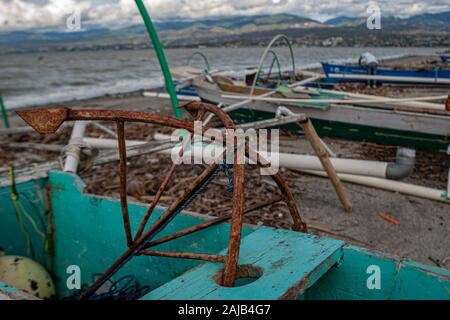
(298, 118), (353, 212)
(0, 141), (64, 152)
(0, 140), (176, 187)
(0, 161), (60, 188)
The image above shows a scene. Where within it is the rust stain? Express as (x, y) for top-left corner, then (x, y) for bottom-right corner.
(17, 107), (69, 134)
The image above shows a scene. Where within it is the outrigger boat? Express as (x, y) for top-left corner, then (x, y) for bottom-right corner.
(321, 62), (450, 86)
(190, 73), (450, 151)
(178, 36), (450, 151)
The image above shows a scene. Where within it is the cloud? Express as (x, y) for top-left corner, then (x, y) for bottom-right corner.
(1, 0), (449, 31)
(0, 0), (91, 30)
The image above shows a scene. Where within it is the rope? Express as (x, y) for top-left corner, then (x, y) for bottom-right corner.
(143, 162), (234, 247)
(221, 163), (234, 193)
(7, 166), (48, 259)
(62, 137), (85, 163)
(66, 274), (150, 300)
(8, 166), (34, 258)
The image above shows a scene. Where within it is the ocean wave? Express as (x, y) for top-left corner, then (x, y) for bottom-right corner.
(1, 47), (440, 110)
(5, 78), (164, 110)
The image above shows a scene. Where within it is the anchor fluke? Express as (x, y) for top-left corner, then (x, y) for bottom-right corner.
(16, 107), (69, 134)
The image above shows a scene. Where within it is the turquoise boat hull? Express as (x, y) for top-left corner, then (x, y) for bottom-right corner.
(0, 172), (449, 300)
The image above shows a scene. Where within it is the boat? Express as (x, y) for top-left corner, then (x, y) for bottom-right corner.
(321, 62), (450, 85)
(1, 159), (449, 300)
(441, 55), (450, 63)
(191, 74), (450, 151)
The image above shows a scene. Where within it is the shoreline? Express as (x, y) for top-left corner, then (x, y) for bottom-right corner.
(1, 51), (446, 112)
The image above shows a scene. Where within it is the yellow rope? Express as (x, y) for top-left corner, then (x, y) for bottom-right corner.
(8, 166), (34, 257)
(7, 166), (48, 258)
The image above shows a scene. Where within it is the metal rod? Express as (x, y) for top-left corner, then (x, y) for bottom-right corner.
(144, 197), (283, 249)
(138, 250), (225, 263)
(79, 159), (220, 299)
(221, 144), (245, 287)
(117, 120), (134, 247)
(134, 110), (206, 241)
(246, 146), (308, 232)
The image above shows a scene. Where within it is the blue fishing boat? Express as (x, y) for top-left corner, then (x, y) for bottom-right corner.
(322, 62), (450, 85)
(441, 55), (450, 63)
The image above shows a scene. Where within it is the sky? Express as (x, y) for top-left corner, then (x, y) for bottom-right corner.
(0, 0), (449, 31)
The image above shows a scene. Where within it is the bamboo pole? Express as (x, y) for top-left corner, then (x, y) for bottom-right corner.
(301, 170), (449, 203)
(135, 0), (183, 119)
(299, 117), (353, 212)
(222, 94), (449, 106)
(0, 95), (10, 128)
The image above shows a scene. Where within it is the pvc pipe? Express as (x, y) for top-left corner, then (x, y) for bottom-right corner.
(83, 137), (144, 149)
(300, 170), (449, 203)
(143, 91), (200, 102)
(386, 148), (415, 180)
(85, 136), (397, 179)
(64, 121), (87, 173)
(155, 133), (414, 180)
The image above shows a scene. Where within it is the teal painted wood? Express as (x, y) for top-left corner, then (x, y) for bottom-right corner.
(0, 281), (17, 293)
(143, 227), (344, 300)
(304, 245), (450, 300)
(0, 281), (39, 300)
(0, 178), (48, 264)
(47, 171), (253, 297)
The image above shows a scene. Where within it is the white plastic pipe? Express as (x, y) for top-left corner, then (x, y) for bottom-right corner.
(84, 136), (389, 179)
(300, 170), (449, 203)
(143, 91), (200, 101)
(64, 121), (87, 173)
(83, 137), (145, 149)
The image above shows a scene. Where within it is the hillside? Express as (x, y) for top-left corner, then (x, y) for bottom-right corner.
(1, 11), (449, 53)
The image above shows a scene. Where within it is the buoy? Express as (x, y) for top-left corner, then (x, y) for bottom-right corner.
(0, 256), (55, 299)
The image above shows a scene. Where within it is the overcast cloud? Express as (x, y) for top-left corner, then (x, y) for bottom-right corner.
(1, 0), (449, 31)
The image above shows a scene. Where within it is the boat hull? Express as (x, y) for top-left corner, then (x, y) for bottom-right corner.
(0, 172), (449, 300)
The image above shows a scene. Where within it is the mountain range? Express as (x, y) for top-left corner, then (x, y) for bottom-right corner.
(1, 11), (449, 52)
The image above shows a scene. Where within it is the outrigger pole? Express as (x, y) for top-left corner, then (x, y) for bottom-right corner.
(0, 95), (10, 128)
(135, 0), (183, 119)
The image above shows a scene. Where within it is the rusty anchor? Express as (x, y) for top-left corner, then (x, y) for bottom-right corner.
(17, 101), (307, 299)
